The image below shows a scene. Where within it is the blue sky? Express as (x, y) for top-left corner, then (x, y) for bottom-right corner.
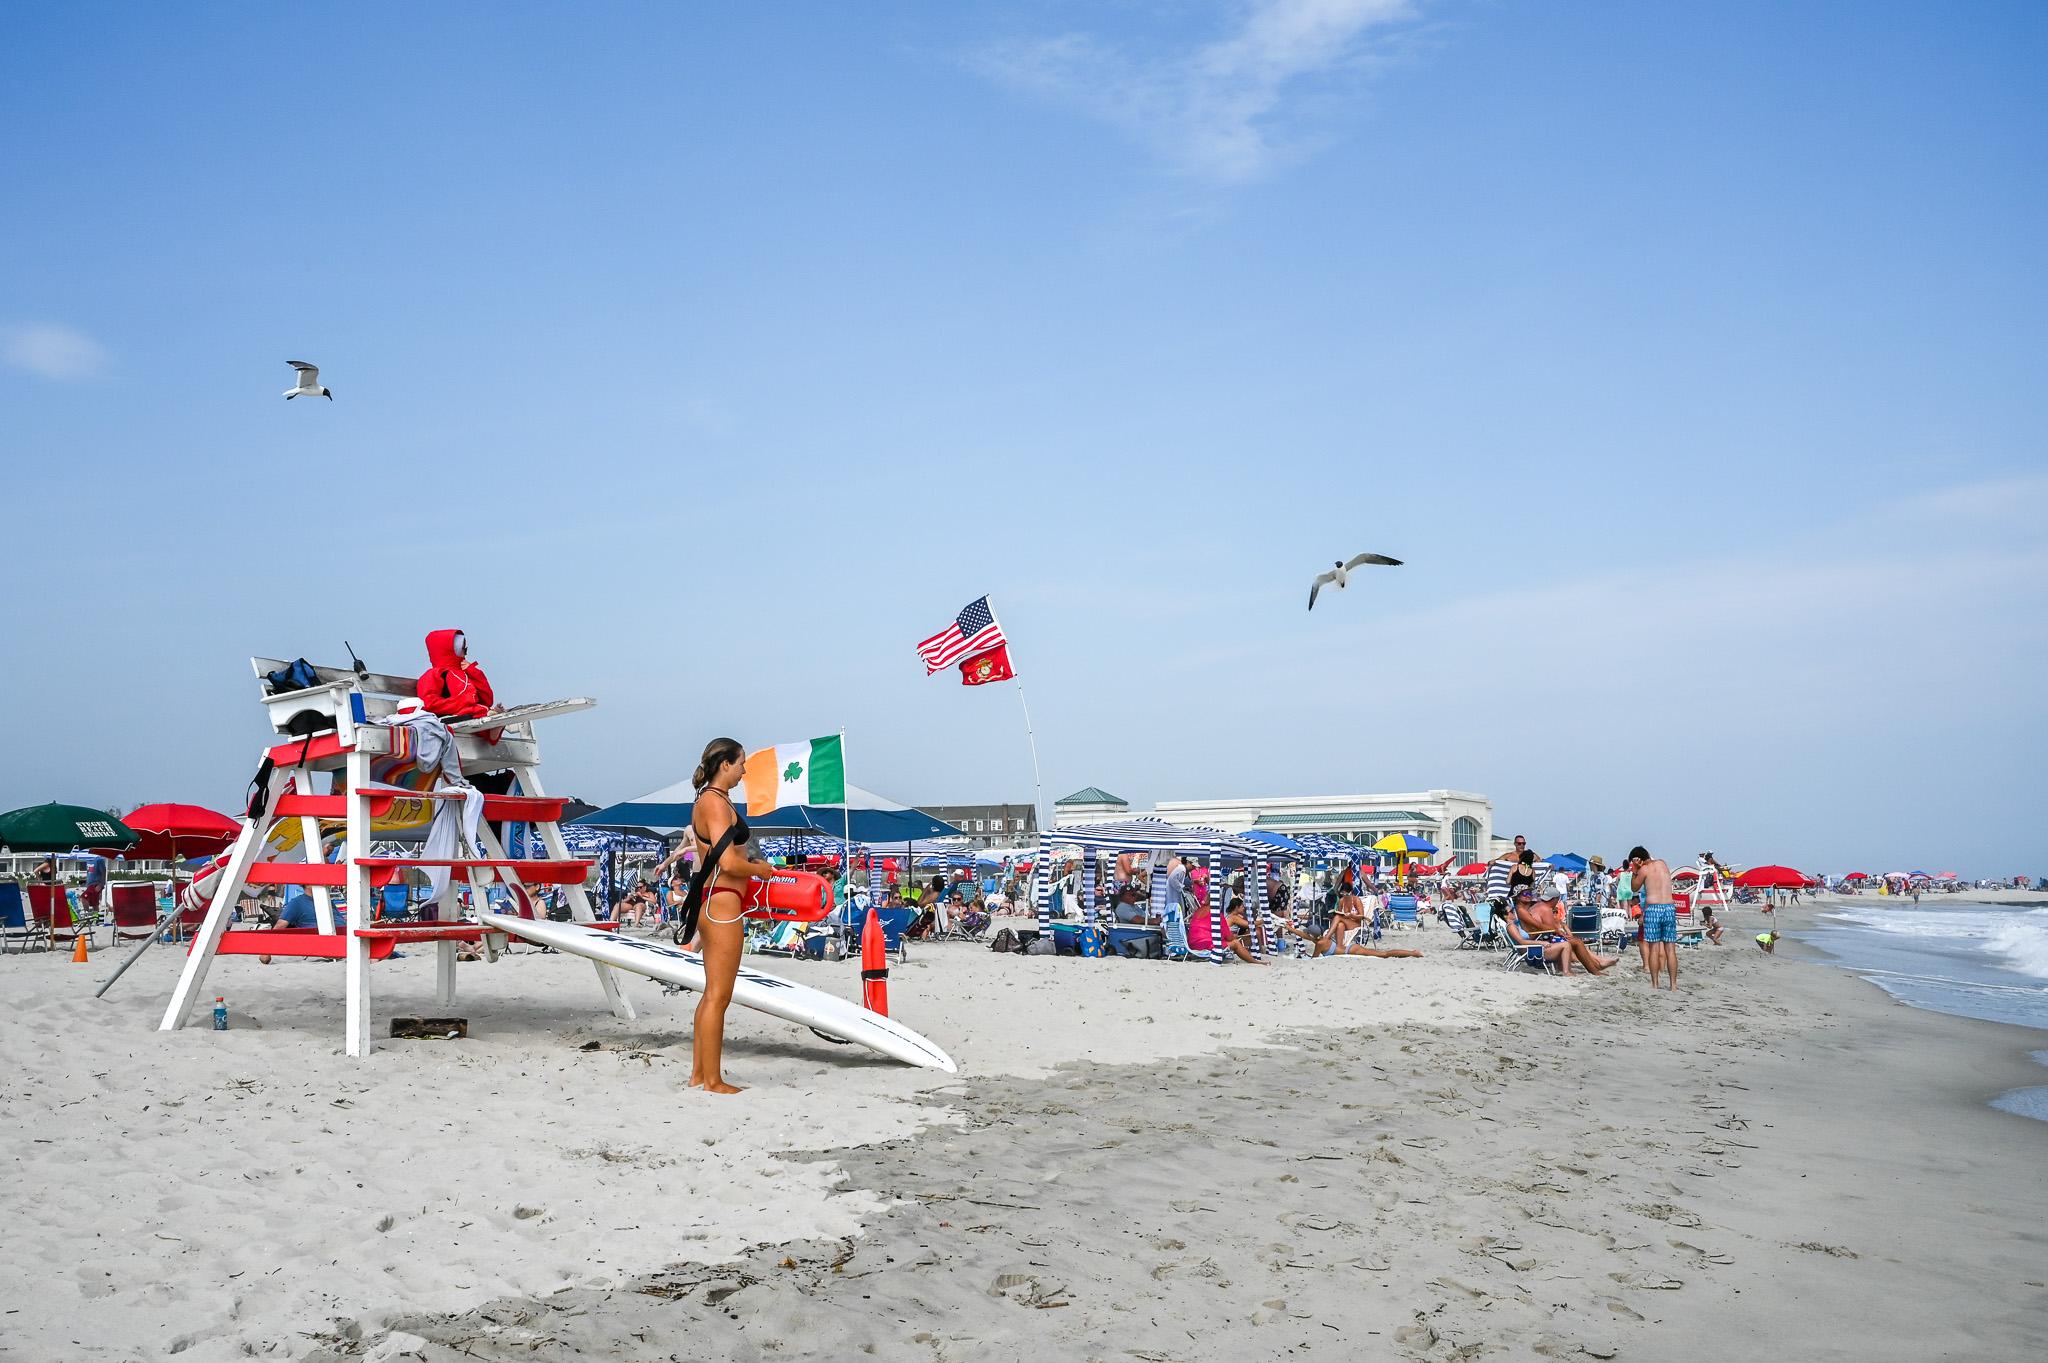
(2, 1), (2042, 873)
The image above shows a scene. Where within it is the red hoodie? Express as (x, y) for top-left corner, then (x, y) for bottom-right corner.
(417, 629), (495, 719)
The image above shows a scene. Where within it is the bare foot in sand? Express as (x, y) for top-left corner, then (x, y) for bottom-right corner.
(688, 1079), (745, 1094)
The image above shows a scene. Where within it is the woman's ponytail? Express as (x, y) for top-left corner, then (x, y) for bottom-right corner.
(693, 737), (745, 792)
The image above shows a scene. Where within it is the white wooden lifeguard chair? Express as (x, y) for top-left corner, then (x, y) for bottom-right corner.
(159, 657), (636, 1056)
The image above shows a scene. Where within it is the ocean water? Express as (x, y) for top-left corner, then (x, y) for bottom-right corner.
(1791, 899), (2048, 1122)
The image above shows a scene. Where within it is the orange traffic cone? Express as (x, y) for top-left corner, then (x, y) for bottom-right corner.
(72, 932), (89, 962)
(860, 907), (889, 1016)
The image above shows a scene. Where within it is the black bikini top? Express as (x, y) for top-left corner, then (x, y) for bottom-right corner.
(699, 787), (749, 845)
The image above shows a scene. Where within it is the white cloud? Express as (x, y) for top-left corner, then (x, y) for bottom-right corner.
(973, 0), (1418, 181)
(1, 322), (110, 381)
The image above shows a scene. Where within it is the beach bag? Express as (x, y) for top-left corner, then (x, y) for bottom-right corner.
(988, 928), (1017, 954)
(280, 708), (336, 737)
(1024, 936), (1056, 956)
(244, 756), (277, 819)
(264, 658), (320, 695)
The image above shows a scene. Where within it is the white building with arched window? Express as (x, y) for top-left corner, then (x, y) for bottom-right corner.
(1145, 790), (1498, 861)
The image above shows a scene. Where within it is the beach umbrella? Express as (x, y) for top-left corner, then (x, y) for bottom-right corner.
(90, 803), (241, 861)
(1936, 871), (1958, 879)
(1545, 852), (1589, 873)
(0, 802), (138, 853)
(1733, 865), (1806, 888)
(1240, 830), (1309, 856)
(1842, 871), (1870, 880)
(1370, 833), (1437, 885)
(1455, 862), (1490, 876)
(1371, 833), (1439, 854)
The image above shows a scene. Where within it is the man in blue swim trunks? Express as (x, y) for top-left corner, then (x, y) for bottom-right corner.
(1628, 846), (1678, 990)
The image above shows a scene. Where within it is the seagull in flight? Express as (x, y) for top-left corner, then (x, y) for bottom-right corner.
(283, 361), (332, 400)
(1309, 552), (1402, 610)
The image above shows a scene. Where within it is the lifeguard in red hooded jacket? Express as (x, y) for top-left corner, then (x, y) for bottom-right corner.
(416, 629), (497, 719)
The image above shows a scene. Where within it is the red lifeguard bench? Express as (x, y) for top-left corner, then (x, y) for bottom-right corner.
(159, 657), (635, 1056)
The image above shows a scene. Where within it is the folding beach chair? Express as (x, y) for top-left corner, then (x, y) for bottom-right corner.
(1672, 894), (1706, 947)
(1474, 900), (1507, 945)
(1598, 905), (1632, 952)
(0, 883), (41, 954)
(47, 888), (95, 952)
(25, 884), (67, 953)
(173, 892), (210, 943)
(108, 883), (162, 945)
(1497, 916), (1560, 975)
(1440, 903), (1482, 949)
(1567, 904), (1600, 941)
(944, 907), (990, 943)
(1161, 906), (1195, 960)
(1387, 893), (1420, 929)
(861, 908), (914, 965)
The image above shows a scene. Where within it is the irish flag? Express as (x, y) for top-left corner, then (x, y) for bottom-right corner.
(743, 735), (846, 816)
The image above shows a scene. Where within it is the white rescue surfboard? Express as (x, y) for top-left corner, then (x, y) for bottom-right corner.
(478, 912), (957, 1073)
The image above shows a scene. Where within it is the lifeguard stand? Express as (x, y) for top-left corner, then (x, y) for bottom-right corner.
(160, 657), (636, 1056)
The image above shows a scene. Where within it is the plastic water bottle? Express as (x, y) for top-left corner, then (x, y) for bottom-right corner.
(212, 997), (228, 1031)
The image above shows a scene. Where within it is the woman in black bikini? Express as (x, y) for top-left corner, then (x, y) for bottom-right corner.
(684, 737), (778, 1094)
(1507, 850), (1537, 901)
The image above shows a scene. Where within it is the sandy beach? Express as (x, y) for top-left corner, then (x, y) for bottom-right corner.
(4, 907), (2044, 1362)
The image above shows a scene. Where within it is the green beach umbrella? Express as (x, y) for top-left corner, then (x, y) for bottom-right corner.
(0, 802), (139, 854)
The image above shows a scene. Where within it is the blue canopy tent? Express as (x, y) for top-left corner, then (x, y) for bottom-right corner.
(1240, 830), (1310, 857)
(1545, 852), (1589, 873)
(572, 777), (961, 844)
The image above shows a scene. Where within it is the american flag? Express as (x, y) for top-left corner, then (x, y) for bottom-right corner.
(917, 595), (1006, 674)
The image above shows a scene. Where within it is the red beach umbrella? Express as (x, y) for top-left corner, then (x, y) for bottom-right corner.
(1734, 865), (1807, 888)
(1456, 862), (1490, 876)
(92, 803), (242, 861)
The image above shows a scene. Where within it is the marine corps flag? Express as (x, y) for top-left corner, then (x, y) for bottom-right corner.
(958, 643), (1014, 686)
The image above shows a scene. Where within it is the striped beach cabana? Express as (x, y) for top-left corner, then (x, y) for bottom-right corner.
(1029, 818), (1292, 963)
(758, 834), (860, 860)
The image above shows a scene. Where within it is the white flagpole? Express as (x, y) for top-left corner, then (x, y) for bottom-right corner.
(1014, 676), (1044, 842)
(985, 596), (1044, 839)
(841, 727), (852, 881)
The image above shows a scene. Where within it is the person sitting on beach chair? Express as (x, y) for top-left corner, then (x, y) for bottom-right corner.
(257, 891), (341, 965)
(1516, 884), (1579, 939)
(1183, 895), (1265, 963)
(1282, 905), (1422, 959)
(1112, 883), (1153, 925)
(1501, 893), (1617, 976)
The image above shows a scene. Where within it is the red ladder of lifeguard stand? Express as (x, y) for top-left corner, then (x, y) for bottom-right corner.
(159, 658), (636, 1056)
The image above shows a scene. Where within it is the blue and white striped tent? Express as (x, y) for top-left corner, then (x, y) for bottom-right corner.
(1289, 832), (1373, 864)
(759, 834), (860, 859)
(550, 824), (663, 913)
(557, 825), (663, 856)
(1029, 818), (1285, 964)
